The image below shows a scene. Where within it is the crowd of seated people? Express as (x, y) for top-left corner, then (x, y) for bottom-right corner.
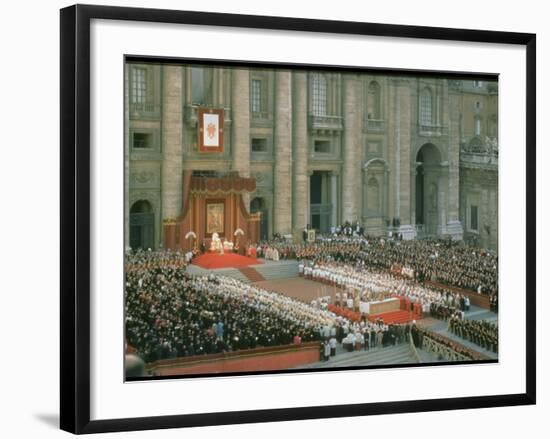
(125, 251), (351, 363)
(264, 235), (497, 296)
(357, 238), (497, 295)
(125, 248), (188, 272)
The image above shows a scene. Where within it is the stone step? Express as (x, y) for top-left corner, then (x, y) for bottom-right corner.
(253, 261), (299, 281)
(302, 344), (416, 369)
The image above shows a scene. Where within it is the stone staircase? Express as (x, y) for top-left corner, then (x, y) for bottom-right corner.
(252, 260), (299, 281)
(301, 344), (418, 369)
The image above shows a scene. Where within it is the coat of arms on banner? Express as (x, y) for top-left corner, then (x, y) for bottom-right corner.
(198, 108), (224, 153)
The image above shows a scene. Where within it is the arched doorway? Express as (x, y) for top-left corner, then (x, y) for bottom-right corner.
(129, 200), (155, 250)
(415, 143), (443, 236)
(250, 197), (268, 241)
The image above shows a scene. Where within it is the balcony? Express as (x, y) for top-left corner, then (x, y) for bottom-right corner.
(308, 114), (343, 134)
(129, 102), (161, 120)
(251, 110), (273, 128)
(251, 110), (270, 120)
(460, 136), (498, 169)
(184, 105), (232, 128)
(364, 118), (386, 133)
(418, 124), (447, 137)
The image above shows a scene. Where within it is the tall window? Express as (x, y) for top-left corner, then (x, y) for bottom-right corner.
(131, 67), (147, 104)
(312, 73), (327, 116)
(251, 79), (262, 113)
(191, 67), (212, 105)
(470, 205), (478, 231)
(367, 81), (381, 119)
(419, 88), (433, 125)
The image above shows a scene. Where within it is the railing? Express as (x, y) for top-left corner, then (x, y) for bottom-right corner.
(184, 105), (232, 127)
(419, 328), (492, 361)
(421, 335), (471, 362)
(365, 118), (386, 132)
(130, 102), (160, 117)
(145, 341), (321, 376)
(418, 124), (447, 136)
(251, 110), (270, 120)
(309, 114), (344, 132)
(460, 137), (498, 160)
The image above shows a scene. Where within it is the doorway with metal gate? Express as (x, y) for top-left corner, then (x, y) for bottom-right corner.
(310, 171), (334, 232)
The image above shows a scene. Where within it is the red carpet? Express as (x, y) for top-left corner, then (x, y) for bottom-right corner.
(238, 267), (266, 282)
(368, 310), (419, 325)
(192, 252), (262, 269)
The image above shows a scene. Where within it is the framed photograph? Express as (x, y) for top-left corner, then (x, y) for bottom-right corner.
(60, 4), (536, 434)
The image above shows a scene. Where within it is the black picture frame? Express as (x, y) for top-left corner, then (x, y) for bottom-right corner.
(60, 4), (536, 434)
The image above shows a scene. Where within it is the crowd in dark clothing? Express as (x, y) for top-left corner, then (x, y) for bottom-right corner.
(448, 317), (498, 353)
(125, 248), (188, 271)
(428, 290), (470, 320)
(125, 252), (344, 363)
(412, 326), (486, 361)
(358, 238), (497, 295)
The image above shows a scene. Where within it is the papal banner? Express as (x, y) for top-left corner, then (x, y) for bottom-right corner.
(198, 107), (224, 153)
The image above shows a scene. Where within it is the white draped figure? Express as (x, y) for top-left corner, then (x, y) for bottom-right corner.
(210, 232), (223, 254)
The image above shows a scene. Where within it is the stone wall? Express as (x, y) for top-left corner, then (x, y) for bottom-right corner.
(126, 64), (498, 251)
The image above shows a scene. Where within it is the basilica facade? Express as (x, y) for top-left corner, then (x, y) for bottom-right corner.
(125, 63), (498, 251)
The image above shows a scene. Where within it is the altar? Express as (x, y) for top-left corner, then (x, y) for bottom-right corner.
(360, 297), (401, 315)
(163, 172), (260, 252)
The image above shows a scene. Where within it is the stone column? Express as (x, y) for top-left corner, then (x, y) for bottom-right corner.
(124, 64), (130, 250)
(446, 85), (464, 239)
(231, 68), (251, 210)
(342, 74), (361, 223)
(386, 83), (397, 223)
(161, 65), (184, 247)
(387, 79), (413, 238)
(331, 172), (338, 228)
(437, 165), (449, 235)
(396, 81), (413, 235)
(292, 71), (309, 235)
(383, 167), (390, 225)
(273, 70), (292, 235)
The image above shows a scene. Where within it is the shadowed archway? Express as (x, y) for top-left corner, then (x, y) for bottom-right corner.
(130, 200), (155, 250)
(415, 143), (443, 236)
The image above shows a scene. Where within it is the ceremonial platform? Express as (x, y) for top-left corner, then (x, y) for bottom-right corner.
(191, 252), (261, 269)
